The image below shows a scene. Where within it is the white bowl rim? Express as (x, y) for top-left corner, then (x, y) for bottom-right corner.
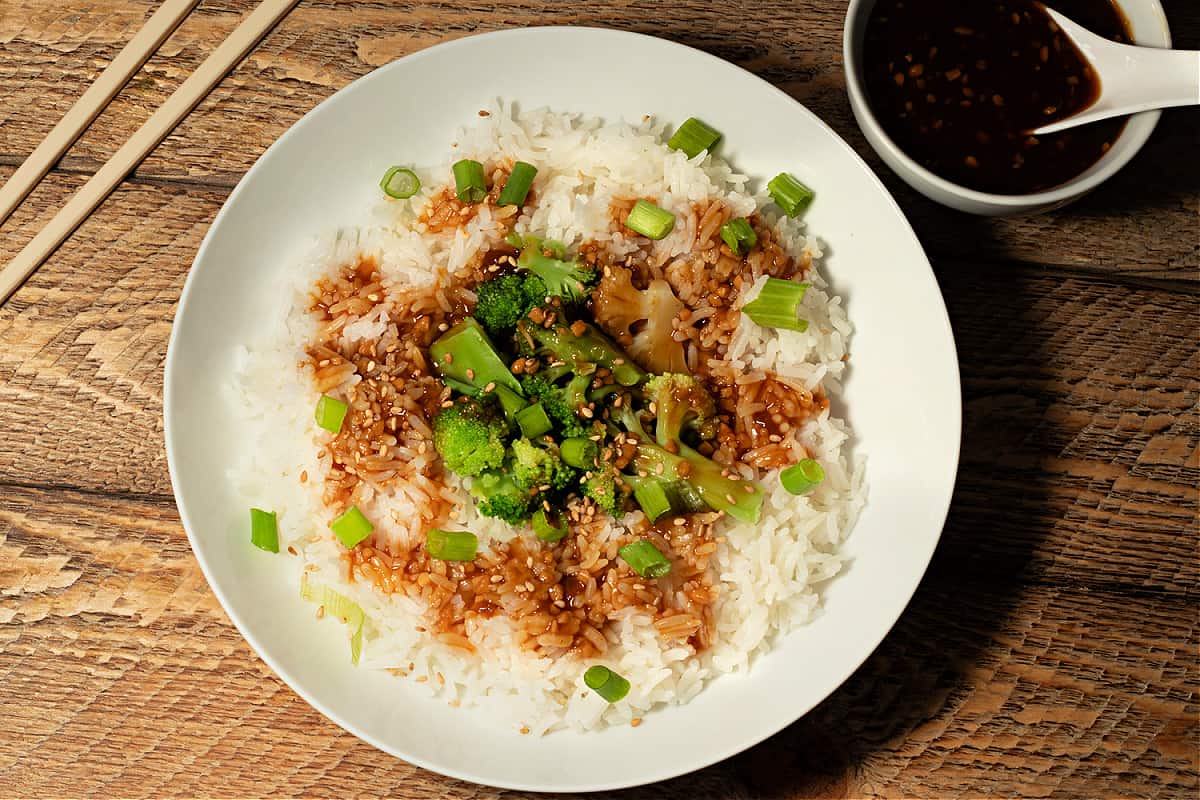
(841, 0), (1171, 208)
(164, 25), (962, 792)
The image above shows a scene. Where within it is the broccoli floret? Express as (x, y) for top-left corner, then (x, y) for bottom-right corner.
(519, 372), (594, 439)
(473, 274), (535, 337)
(613, 399), (762, 524)
(582, 465), (624, 516)
(644, 373), (719, 441)
(516, 319), (646, 387)
(471, 469), (534, 525)
(592, 263), (689, 374)
(432, 398), (508, 477)
(510, 438), (576, 492)
(511, 235), (596, 302)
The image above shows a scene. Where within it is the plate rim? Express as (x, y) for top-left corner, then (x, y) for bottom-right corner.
(164, 24), (962, 792)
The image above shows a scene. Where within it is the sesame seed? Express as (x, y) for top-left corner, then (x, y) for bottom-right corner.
(631, 717), (643, 727)
(442, 353), (453, 363)
(484, 381), (496, 392)
(726, 493), (737, 504)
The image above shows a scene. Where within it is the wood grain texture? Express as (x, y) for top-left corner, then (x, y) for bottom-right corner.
(1, 488), (1195, 798)
(0, 0), (1196, 276)
(0, 0), (1197, 797)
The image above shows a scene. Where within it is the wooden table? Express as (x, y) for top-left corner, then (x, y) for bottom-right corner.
(1, 1), (1196, 797)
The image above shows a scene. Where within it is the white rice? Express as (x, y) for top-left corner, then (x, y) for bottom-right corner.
(230, 102), (866, 734)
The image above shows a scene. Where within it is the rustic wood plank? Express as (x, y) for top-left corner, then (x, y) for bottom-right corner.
(0, 0), (1195, 276)
(1, 169), (1194, 596)
(936, 266), (1200, 597)
(0, 486), (1194, 797)
(0, 168), (221, 497)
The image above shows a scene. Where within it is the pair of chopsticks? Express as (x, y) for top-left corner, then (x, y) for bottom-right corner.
(0, 0), (299, 305)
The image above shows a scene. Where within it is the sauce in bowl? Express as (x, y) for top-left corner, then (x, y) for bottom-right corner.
(863, 0), (1131, 194)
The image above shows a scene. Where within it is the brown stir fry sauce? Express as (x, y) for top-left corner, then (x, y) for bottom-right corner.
(863, 0), (1130, 194)
(308, 186), (830, 660)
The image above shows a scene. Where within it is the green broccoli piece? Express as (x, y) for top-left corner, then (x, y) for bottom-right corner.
(582, 465), (624, 516)
(516, 319), (646, 387)
(432, 398), (508, 477)
(519, 372), (594, 439)
(471, 469), (534, 525)
(643, 373), (719, 442)
(511, 235), (596, 302)
(429, 318), (526, 421)
(473, 274), (536, 337)
(522, 273), (549, 306)
(510, 438), (576, 492)
(430, 318), (523, 395)
(613, 399), (763, 524)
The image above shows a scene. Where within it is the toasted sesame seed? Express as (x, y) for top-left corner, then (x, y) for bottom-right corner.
(631, 717), (643, 727)
(725, 493), (737, 504)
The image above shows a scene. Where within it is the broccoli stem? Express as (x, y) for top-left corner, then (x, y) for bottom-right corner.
(518, 320), (646, 387)
(616, 406), (762, 523)
(430, 318), (524, 398)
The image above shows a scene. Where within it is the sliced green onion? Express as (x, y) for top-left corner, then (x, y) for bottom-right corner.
(532, 509), (568, 543)
(632, 482), (672, 523)
(249, 508), (279, 553)
(667, 117), (722, 159)
(720, 217), (758, 256)
(315, 394), (349, 434)
(301, 574), (366, 665)
(330, 505), (373, 549)
(497, 161), (537, 206)
(452, 159), (487, 203)
(426, 529), (478, 561)
(742, 277), (810, 332)
(767, 172), (815, 217)
(379, 166), (420, 199)
(618, 539), (671, 578)
(584, 665), (631, 703)
(560, 437), (599, 470)
(515, 402), (553, 439)
(624, 200), (676, 240)
(781, 458), (825, 495)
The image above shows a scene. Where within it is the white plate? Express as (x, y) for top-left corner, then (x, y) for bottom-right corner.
(165, 26), (960, 793)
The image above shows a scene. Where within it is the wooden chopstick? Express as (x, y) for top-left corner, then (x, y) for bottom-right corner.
(0, 0), (201, 229)
(0, 0), (299, 305)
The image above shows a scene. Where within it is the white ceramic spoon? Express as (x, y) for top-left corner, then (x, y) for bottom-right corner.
(1034, 7), (1199, 135)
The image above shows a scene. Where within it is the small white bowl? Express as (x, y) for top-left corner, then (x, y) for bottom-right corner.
(843, 0), (1172, 216)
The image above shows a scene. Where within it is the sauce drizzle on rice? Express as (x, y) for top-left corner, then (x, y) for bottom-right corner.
(242, 106), (868, 734)
(303, 182), (830, 659)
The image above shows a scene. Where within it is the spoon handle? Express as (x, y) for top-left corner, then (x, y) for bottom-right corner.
(1035, 8), (1199, 135)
